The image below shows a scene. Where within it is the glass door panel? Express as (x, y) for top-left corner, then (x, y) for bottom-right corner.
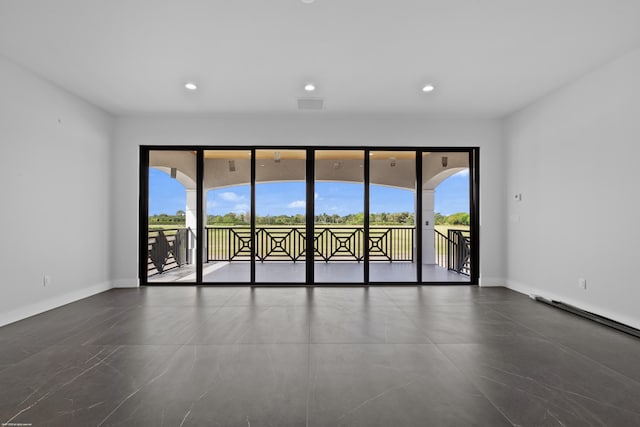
(255, 149), (306, 283)
(369, 151), (417, 282)
(203, 150), (252, 283)
(147, 150), (197, 283)
(314, 150), (365, 283)
(422, 152), (471, 283)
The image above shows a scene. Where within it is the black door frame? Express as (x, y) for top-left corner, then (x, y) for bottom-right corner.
(140, 145), (480, 286)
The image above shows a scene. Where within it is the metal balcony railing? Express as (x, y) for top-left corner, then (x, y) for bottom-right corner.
(147, 228), (192, 276)
(147, 225), (470, 277)
(434, 229), (471, 275)
(205, 225), (414, 262)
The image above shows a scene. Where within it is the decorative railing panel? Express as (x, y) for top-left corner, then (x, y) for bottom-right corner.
(206, 226), (414, 262)
(256, 227), (306, 261)
(369, 227), (414, 262)
(147, 228), (191, 276)
(207, 227), (252, 261)
(448, 229), (471, 275)
(314, 227), (364, 262)
(434, 228), (471, 276)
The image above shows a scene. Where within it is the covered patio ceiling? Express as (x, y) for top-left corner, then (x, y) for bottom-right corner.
(149, 149), (469, 191)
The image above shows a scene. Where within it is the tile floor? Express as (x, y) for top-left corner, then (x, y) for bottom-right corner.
(1, 286), (639, 426)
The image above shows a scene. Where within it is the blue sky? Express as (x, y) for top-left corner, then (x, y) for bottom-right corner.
(148, 168), (469, 216)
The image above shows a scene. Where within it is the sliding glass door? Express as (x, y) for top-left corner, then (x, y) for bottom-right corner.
(141, 147), (478, 285)
(314, 150), (365, 283)
(421, 151), (472, 283)
(145, 149), (197, 283)
(255, 149), (307, 283)
(369, 151), (417, 282)
(202, 150), (252, 283)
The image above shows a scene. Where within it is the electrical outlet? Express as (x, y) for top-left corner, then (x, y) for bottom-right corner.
(43, 275), (52, 287)
(578, 278), (587, 290)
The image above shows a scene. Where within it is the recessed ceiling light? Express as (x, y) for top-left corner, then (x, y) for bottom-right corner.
(301, 0), (315, 3)
(184, 82), (198, 91)
(422, 84), (435, 93)
(304, 83), (316, 92)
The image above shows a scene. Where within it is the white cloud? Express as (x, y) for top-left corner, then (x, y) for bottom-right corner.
(219, 191), (244, 202)
(233, 203), (249, 213)
(314, 192), (320, 200)
(287, 200), (306, 208)
(207, 200), (219, 209)
(453, 169), (469, 178)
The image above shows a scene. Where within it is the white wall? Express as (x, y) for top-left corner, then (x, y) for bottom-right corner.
(504, 48), (640, 329)
(112, 115), (505, 286)
(0, 56), (114, 326)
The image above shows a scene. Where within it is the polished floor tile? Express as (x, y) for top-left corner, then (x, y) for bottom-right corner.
(307, 344), (510, 427)
(224, 286), (312, 306)
(190, 305), (310, 344)
(76, 286), (241, 307)
(0, 339), (46, 372)
(398, 303), (541, 344)
(440, 338), (640, 426)
(310, 305), (430, 344)
(380, 285), (529, 306)
(8, 344), (308, 427)
(309, 287), (395, 307)
(83, 306), (219, 345)
(0, 305), (125, 346)
(1, 286), (639, 426)
(1, 344), (181, 426)
(489, 299), (640, 383)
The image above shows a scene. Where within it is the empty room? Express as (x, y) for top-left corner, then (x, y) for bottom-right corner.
(1, 1), (640, 425)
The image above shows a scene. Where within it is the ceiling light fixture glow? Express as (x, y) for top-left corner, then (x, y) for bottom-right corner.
(304, 83), (316, 92)
(184, 82), (198, 91)
(422, 84), (435, 93)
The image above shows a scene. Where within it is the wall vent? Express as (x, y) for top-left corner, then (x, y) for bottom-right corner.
(297, 98), (324, 111)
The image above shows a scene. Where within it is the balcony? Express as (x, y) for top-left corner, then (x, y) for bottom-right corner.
(148, 225), (470, 283)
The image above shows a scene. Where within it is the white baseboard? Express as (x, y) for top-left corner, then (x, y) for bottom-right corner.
(0, 281), (113, 328)
(503, 279), (538, 296)
(478, 276), (506, 287)
(505, 279), (640, 331)
(112, 278), (139, 288)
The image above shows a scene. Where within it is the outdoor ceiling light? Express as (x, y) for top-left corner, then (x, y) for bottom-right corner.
(170, 168), (177, 178)
(184, 82), (198, 91)
(390, 157), (397, 168)
(274, 151), (281, 163)
(441, 156), (448, 167)
(228, 160), (236, 172)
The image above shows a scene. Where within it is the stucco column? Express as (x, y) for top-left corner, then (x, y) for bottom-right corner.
(422, 189), (435, 264)
(185, 189), (198, 264)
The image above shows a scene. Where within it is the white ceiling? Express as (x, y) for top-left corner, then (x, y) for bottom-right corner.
(1, 0), (639, 117)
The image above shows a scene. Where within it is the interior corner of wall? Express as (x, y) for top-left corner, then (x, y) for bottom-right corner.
(479, 276), (506, 287)
(112, 278), (140, 288)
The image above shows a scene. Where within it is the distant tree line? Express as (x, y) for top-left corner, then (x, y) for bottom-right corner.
(435, 212), (470, 225)
(149, 211), (468, 226)
(149, 211), (416, 226)
(148, 213), (186, 225)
